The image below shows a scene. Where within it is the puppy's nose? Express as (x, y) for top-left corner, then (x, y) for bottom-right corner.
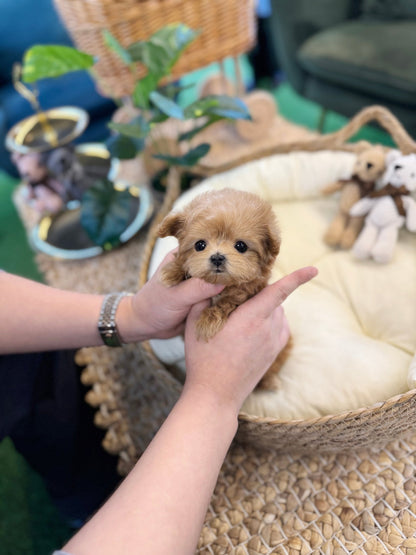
(210, 253), (226, 267)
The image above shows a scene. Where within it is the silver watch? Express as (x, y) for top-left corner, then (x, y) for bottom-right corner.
(98, 292), (132, 347)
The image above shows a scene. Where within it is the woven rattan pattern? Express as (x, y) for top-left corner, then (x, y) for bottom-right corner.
(197, 437), (416, 554)
(52, 0), (256, 98)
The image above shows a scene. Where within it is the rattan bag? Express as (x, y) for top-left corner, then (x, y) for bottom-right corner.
(52, 0), (256, 98)
(131, 105), (416, 459)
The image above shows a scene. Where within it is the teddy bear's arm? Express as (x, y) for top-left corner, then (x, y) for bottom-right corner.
(402, 196), (416, 232)
(349, 197), (376, 217)
(321, 181), (345, 195)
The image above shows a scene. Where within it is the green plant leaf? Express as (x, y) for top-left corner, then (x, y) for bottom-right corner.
(105, 134), (142, 159)
(132, 73), (159, 109)
(184, 95), (251, 121)
(149, 91), (184, 120)
(150, 24), (198, 72)
(149, 109), (170, 125)
(80, 178), (132, 246)
(102, 30), (132, 65)
(153, 142), (210, 167)
(178, 117), (222, 142)
(108, 115), (150, 139)
(158, 81), (195, 98)
(22, 45), (94, 83)
(127, 24), (197, 83)
(128, 41), (169, 75)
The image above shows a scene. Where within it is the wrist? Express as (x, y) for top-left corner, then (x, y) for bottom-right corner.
(115, 293), (150, 344)
(181, 382), (240, 428)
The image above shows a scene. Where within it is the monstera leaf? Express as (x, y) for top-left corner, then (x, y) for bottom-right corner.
(80, 178), (132, 247)
(22, 45), (95, 82)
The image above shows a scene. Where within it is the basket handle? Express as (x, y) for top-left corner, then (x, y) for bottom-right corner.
(196, 104), (416, 176)
(318, 104), (416, 152)
(138, 167), (181, 289)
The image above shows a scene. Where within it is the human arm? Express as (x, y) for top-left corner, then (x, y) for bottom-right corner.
(62, 265), (317, 555)
(0, 251), (224, 354)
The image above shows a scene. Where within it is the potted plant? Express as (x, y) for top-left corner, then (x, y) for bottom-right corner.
(12, 23), (251, 252)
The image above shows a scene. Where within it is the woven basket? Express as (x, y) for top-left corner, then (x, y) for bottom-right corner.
(135, 105), (416, 458)
(52, 0), (256, 98)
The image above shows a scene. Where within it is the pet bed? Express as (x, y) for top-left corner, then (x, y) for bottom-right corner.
(135, 105), (416, 455)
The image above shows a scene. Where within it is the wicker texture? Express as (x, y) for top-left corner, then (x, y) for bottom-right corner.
(52, 0), (256, 98)
(197, 436), (416, 554)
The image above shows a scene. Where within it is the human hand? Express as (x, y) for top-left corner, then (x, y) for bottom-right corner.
(183, 266), (318, 414)
(118, 250), (224, 343)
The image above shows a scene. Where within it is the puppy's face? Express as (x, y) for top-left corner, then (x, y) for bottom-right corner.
(158, 188), (281, 285)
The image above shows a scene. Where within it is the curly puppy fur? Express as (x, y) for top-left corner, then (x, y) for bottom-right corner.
(158, 187), (291, 390)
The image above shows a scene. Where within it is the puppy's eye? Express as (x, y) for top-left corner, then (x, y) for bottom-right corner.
(234, 240), (248, 253)
(195, 240), (207, 251)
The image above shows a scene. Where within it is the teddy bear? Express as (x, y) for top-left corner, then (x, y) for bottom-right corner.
(321, 145), (386, 249)
(349, 149), (416, 263)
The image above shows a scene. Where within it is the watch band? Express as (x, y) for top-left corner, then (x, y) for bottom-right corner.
(98, 292), (132, 347)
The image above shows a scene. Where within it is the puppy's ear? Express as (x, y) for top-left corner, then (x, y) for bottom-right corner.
(261, 225), (281, 266)
(158, 211), (186, 238)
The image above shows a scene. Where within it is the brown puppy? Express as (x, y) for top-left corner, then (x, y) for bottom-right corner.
(158, 187), (291, 389)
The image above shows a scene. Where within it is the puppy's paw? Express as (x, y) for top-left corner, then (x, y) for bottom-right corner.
(159, 262), (184, 286)
(196, 306), (227, 341)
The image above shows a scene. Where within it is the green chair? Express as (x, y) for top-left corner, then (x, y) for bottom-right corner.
(269, 0), (416, 134)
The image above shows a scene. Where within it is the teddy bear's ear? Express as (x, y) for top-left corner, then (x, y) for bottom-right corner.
(381, 149), (404, 185)
(157, 211), (186, 238)
(385, 149), (402, 165)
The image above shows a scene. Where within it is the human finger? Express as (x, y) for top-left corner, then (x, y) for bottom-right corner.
(251, 266), (318, 318)
(173, 277), (224, 306)
(154, 248), (179, 273)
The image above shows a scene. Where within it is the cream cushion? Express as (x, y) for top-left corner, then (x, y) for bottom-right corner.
(148, 151), (416, 420)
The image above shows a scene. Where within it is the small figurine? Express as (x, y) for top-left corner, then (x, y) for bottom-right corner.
(12, 145), (91, 215)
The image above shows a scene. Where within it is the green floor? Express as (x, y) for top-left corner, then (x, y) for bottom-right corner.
(0, 77), (394, 555)
(0, 172), (42, 281)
